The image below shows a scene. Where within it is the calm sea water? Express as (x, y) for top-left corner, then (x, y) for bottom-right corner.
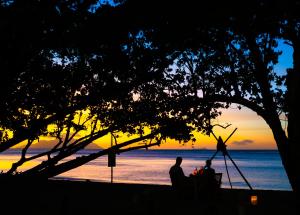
(0, 149), (292, 190)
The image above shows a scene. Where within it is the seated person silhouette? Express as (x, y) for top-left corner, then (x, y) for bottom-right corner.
(169, 157), (187, 195)
(202, 159), (218, 192)
(203, 160), (215, 177)
(201, 160), (218, 215)
(203, 160), (216, 186)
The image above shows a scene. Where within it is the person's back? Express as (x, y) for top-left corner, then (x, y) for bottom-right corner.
(169, 157), (185, 189)
(203, 159), (217, 190)
(202, 160), (218, 215)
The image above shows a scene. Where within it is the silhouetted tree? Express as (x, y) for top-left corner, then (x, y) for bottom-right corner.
(149, 0), (300, 191)
(1, 0), (218, 179)
(2, 0), (300, 193)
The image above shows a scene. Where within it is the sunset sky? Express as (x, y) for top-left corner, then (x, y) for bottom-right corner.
(154, 106), (282, 150)
(89, 106), (282, 150)
(21, 105), (279, 151)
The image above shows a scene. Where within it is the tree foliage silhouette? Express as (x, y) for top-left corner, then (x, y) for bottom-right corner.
(141, 0), (300, 191)
(1, 0), (300, 192)
(0, 0), (215, 179)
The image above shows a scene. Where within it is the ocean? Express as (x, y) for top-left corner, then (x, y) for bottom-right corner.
(0, 149), (292, 191)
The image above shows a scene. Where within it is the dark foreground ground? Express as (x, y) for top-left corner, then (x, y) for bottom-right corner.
(0, 178), (297, 215)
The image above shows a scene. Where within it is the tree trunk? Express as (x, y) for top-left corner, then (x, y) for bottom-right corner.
(264, 114), (296, 190)
(246, 32), (299, 191)
(287, 38), (300, 192)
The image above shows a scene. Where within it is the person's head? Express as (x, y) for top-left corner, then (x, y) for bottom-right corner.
(206, 159), (212, 167)
(175, 157), (182, 166)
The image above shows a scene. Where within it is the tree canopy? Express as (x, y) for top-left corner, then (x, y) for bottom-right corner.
(1, 0), (300, 192)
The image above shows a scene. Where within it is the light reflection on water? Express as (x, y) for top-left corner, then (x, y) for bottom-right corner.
(0, 150), (292, 190)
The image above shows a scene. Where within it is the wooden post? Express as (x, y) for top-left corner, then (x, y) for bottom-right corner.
(108, 133), (116, 183)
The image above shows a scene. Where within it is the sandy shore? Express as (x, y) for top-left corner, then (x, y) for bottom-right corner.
(0, 178), (297, 215)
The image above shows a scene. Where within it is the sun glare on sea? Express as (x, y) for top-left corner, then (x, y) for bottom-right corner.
(0, 158), (38, 171)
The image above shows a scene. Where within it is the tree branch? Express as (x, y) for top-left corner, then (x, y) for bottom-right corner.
(7, 139), (34, 174)
(21, 127), (113, 176)
(0, 105), (84, 152)
(32, 132), (160, 178)
(195, 94), (267, 119)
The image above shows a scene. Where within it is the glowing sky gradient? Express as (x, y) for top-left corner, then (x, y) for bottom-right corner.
(25, 106), (283, 150)
(73, 106), (281, 150)
(154, 107), (281, 150)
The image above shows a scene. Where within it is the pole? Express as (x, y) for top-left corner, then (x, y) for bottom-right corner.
(226, 152), (253, 190)
(111, 133), (113, 183)
(210, 150), (219, 160)
(223, 154), (232, 189)
(111, 165), (113, 183)
(224, 128), (237, 144)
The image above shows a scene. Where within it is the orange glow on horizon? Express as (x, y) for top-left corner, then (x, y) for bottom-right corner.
(12, 106), (278, 150)
(151, 107), (278, 150)
(92, 106), (278, 150)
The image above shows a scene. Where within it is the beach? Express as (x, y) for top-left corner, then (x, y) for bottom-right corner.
(0, 178), (296, 215)
(1, 149), (296, 214)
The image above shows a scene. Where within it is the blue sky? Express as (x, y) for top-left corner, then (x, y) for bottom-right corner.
(275, 40), (294, 75)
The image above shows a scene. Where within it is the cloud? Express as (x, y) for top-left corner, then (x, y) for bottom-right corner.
(231, 139), (254, 146)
